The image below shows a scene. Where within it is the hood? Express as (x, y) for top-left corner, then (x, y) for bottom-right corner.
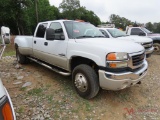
(75, 38), (144, 54)
(117, 36), (152, 43)
(147, 33), (160, 39)
(148, 33), (160, 37)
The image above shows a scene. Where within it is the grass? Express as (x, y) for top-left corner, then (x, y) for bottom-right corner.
(3, 44), (15, 56)
(3, 50), (15, 56)
(28, 88), (43, 96)
(20, 87), (27, 91)
(46, 95), (53, 103)
(17, 106), (24, 113)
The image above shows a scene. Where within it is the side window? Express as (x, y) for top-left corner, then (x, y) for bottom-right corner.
(36, 23), (48, 38)
(131, 28), (143, 35)
(49, 22), (64, 40)
(99, 29), (109, 38)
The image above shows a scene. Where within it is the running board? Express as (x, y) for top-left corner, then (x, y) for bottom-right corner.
(28, 57), (71, 76)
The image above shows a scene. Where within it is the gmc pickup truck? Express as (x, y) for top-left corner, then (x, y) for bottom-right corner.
(0, 26), (16, 120)
(126, 26), (160, 54)
(98, 27), (154, 58)
(14, 20), (148, 99)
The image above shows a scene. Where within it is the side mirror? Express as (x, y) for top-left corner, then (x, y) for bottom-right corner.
(1, 26), (10, 44)
(46, 28), (55, 40)
(139, 31), (146, 36)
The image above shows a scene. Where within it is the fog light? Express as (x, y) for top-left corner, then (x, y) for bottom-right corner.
(108, 62), (128, 68)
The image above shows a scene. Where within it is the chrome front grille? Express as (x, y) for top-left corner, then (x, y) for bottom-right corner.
(132, 52), (145, 66)
(142, 42), (153, 50)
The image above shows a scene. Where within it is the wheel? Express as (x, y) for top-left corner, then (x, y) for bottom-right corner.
(153, 43), (160, 55)
(16, 48), (29, 64)
(72, 64), (99, 99)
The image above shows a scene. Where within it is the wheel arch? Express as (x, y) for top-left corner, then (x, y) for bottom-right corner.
(70, 56), (99, 74)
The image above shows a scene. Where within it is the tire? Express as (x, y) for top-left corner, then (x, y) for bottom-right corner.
(16, 48), (29, 64)
(153, 43), (160, 55)
(72, 64), (99, 99)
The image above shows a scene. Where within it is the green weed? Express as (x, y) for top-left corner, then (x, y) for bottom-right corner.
(28, 88), (43, 96)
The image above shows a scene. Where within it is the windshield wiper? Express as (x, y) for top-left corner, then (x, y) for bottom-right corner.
(75, 35), (93, 39)
(94, 36), (105, 38)
(116, 35), (127, 37)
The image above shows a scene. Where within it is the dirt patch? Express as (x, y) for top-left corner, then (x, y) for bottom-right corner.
(0, 55), (160, 120)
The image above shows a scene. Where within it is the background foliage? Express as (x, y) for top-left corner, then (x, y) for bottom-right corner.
(0, 0), (159, 35)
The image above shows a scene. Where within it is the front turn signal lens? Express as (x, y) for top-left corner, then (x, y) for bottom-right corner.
(107, 53), (116, 60)
(2, 102), (13, 120)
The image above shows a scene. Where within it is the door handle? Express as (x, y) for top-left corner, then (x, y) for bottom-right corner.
(44, 42), (48, 46)
(34, 41), (36, 44)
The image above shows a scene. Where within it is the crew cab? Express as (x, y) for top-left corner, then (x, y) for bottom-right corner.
(14, 20), (148, 99)
(0, 26), (16, 120)
(126, 26), (160, 54)
(98, 27), (154, 58)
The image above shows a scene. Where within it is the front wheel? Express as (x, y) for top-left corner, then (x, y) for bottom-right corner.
(72, 64), (99, 99)
(16, 48), (29, 64)
(153, 43), (160, 55)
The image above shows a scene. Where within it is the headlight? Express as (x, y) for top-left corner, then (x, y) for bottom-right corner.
(106, 52), (129, 68)
(106, 52), (128, 61)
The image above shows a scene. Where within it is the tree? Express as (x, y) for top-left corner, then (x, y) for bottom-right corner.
(154, 23), (160, 33)
(59, 0), (80, 19)
(109, 14), (133, 30)
(145, 22), (154, 32)
(79, 7), (101, 26)
(0, 0), (60, 35)
(59, 0), (80, 12)
(59, 0), (101, 26)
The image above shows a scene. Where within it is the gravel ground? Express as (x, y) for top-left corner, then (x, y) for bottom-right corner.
(0, 55), (160, 120)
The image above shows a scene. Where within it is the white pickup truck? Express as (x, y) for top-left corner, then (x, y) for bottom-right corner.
(98, 27), (154, 58)
(126, 26), (160, 54)
(0, 26), (16, 120)
(14, 20), (148, 99)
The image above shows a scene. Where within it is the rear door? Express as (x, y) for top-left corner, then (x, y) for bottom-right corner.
(32, 23), (48, 60)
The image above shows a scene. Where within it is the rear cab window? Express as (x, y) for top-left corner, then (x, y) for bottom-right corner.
(35, 23), (48, 38)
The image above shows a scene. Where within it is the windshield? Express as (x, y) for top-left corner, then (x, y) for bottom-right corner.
(64, 21), (104, 39)
(141, 27), (152, 34)
(107, 28), (127, 38)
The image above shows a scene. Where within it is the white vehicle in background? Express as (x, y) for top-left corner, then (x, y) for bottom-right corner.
(0, 26), (16, 120)
(98, 27), (154, 58)
(126, 26), (160, 54)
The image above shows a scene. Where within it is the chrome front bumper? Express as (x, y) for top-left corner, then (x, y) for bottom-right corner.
(99, 60), (148, 90)
(145, 47), (154, 57)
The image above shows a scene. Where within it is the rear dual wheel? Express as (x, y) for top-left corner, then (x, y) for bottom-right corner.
(16, 48), (29, 64)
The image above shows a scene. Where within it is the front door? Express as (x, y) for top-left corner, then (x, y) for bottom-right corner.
(42, 22), (68, 70)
